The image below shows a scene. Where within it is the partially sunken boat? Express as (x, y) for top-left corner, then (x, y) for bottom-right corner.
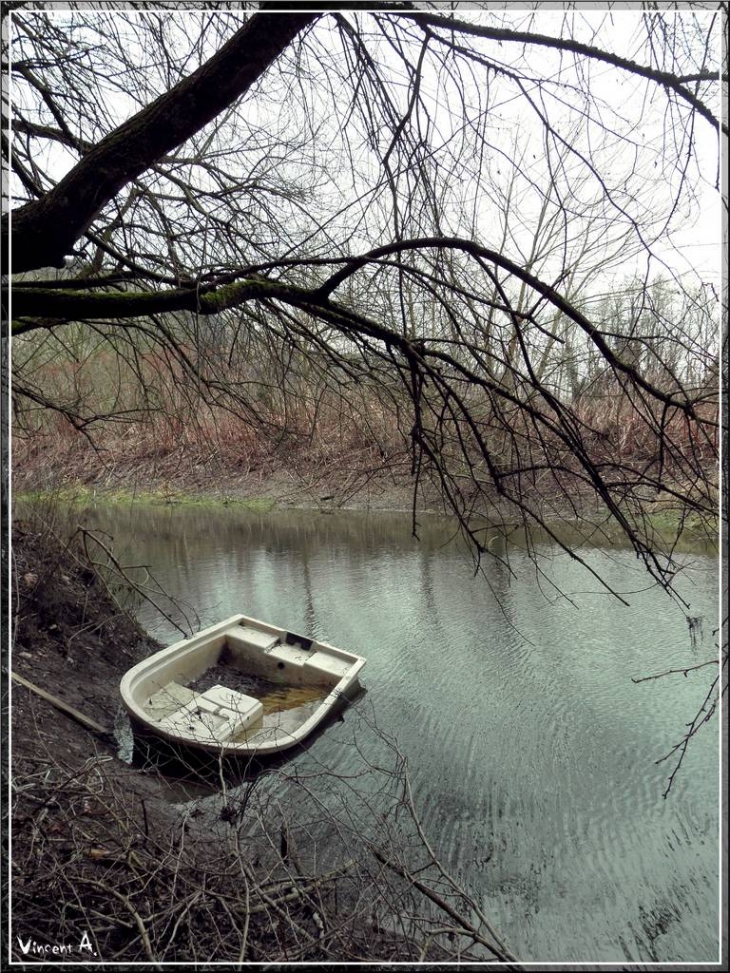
(120, 614), (366, 757)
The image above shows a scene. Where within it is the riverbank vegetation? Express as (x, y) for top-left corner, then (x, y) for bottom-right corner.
(12, 273), (719, 509)
(11, 515), (525, 965)
(4, 7), (725, 964)
(6, 7), (723, 607)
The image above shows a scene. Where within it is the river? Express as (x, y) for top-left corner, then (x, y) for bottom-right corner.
(78, 502), (720, 964)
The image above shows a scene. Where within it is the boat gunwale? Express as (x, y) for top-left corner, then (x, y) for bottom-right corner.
(120, 614), (366, 755)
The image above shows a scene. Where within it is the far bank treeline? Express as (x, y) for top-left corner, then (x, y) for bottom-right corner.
(5, 8), (722, 601)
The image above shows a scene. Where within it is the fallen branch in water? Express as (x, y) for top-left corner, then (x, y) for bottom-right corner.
(631, 657), (719, 682)
(75, 525), (198, 637)
(11, 703), (519, 963)
(366, 841), (522, 968)
(655, 657), (725, 799)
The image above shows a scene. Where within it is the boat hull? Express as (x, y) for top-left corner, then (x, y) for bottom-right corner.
(120, 614), (366, 757)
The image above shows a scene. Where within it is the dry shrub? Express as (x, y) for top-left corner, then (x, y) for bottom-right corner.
(11, 706), (521, 966)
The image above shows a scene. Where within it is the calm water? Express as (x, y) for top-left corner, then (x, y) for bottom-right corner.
(77, 503), (720, 964)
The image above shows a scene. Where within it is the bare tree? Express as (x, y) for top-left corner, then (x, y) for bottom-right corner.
(3, 4), (724, 606)
(4, 10), (726, 964)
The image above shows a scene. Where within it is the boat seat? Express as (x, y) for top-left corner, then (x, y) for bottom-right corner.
(157, 685), (263, 744)
(229, 627), (279, 652)
(266, 643), (312, 667)
(303, 651), (353, 679)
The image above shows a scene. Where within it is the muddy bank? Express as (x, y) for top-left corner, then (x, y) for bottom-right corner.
(9, 523), (504, 964)
(11, 523), (156, 765)
(13, 430), (438, 510)
(15, 461), (450, 517)
(14, 452), (717, 554)
(14, 474), (717, 563)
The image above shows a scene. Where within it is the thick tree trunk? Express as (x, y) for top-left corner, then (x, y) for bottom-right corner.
(4, 12), (318, 273)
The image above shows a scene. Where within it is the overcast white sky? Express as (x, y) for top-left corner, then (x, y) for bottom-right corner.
(7, 5), (724, 296)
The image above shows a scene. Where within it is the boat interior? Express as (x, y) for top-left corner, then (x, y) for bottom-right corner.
(130, 618), (361, 750)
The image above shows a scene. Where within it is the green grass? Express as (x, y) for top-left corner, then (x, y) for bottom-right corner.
(636, 501), (719, 538)
(14, 486), (279, 512)
(14, 488), (718, 550)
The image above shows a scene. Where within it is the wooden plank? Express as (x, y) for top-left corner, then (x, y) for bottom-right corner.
(11, 671), (110, 737)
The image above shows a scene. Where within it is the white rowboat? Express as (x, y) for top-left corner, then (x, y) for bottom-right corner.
(120, 614), (366, 757)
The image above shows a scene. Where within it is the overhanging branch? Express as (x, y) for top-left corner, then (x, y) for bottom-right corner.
(401, 12), (725, 135)
(4, 11), (319, 273)
(9, 233), (717, 428)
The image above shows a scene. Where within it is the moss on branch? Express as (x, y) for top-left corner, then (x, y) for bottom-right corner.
(9, 278), (311, 333)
